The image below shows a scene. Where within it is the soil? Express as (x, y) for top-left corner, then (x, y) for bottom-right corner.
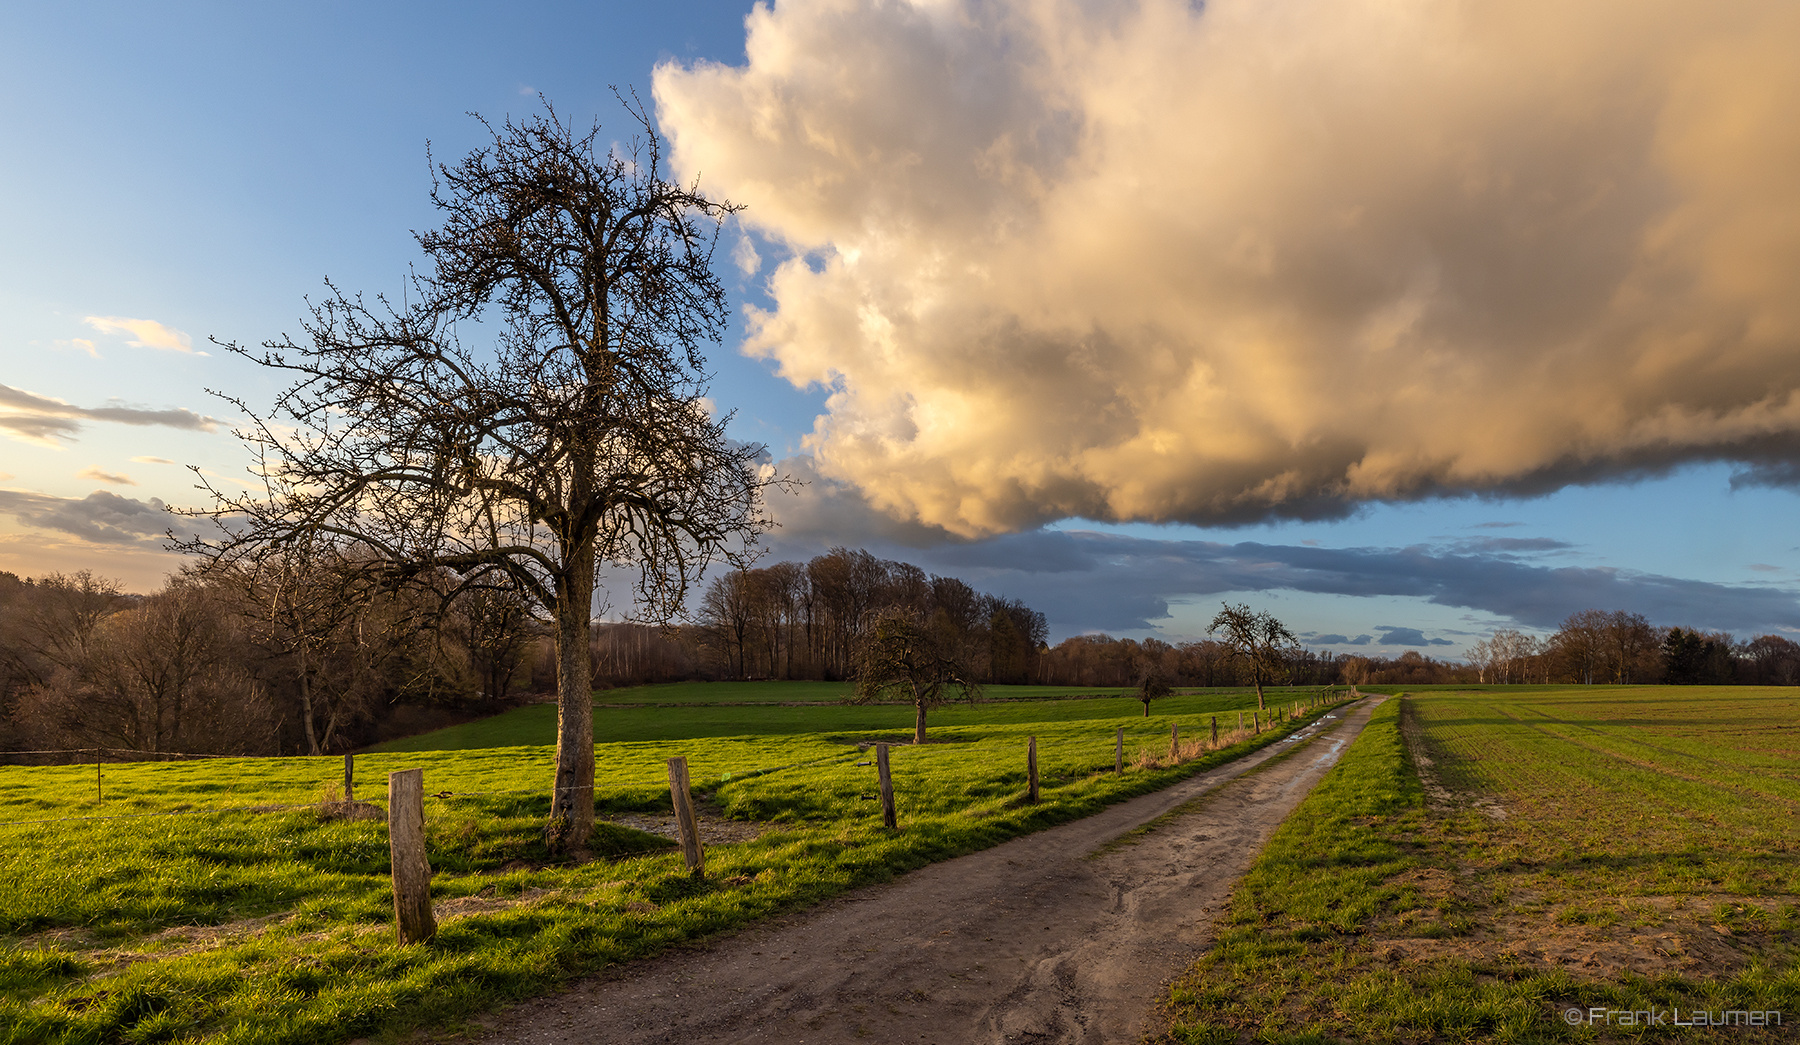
(1377, 696), (1796, 983)
(463, 700), (1381, 1045)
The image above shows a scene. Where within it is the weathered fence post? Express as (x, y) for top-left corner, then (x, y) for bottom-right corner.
(387, 768), (436, 945)
(1211, 716), (1218, 745)
(1253, 712), (1260, 734)
(667, 757), (705, 876)
(876, 743), (897, 829)
(1170, 722), (1180, 759)
(1027, 736), (1039, 803)
(1115, 726), (1124, 773)
(344, 753), (355, 803)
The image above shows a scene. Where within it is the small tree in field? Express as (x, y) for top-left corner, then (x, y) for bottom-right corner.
(1135, 669), (1170, 717)
(1208, 603), (1298, 710)
(185, 99), (778, 854)
(853, 607), (982, 744)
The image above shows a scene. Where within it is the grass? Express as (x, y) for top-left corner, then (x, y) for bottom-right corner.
(1160, 687), (1800, 1043)
(372, 685), (1304, 751)
(589, 680), (1153, 705)
(0, 685), (1337, 1044)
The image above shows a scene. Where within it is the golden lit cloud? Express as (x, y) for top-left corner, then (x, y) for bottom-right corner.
(54, 337), (99, 357)
(657, 0), (1800, 535)
(83, 315), (203, 354)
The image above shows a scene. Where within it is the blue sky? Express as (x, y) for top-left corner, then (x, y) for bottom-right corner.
(3, 0), (1798, 655)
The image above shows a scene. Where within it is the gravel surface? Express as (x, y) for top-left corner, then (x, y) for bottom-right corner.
(470, 699), (1380, 1045)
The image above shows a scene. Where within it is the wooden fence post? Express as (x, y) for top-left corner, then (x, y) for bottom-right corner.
(1115, 726), (1124, 773)
(876, 743), (896, 829)
(1211, 716), (1218, 745)
(1027, 736), (1039, 803)
(387, 768), (436, 945)
(344, 753), (355, 803)
(667, 757), (705, 876)
(1253, 712), (1259, 734)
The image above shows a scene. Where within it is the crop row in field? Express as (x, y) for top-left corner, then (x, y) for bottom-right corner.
(0, 687), (1333, 1045)
(1161, 687), (1800, 1043)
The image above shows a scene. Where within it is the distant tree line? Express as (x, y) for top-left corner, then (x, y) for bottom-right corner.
(1466, 610), (1800, 686)
(0, 562), (547, 758)
(695, 547), (1049, 684)
(9, 555), (1794, 761)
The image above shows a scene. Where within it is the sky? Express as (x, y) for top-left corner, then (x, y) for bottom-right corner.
(3, 0), (1799, 656)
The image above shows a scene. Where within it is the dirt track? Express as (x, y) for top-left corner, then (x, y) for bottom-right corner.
(474, 699), (1380, 1045)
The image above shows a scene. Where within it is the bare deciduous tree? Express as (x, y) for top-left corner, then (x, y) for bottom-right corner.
(853, 607), (983, 744)
(186, 99), (779, 853)
(1208, 603), (1299, 709)
(1135, 669), (1171, 717)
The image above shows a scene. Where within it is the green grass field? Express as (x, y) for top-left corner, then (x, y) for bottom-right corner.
(0, 683), (1330, 1044)
(1162, 687), (1800, 1043)
(373, 685), (1286, 750)
(588, 680), (1145, 705)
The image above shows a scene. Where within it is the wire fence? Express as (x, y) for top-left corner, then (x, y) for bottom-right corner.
(0, 696), (1351, 831)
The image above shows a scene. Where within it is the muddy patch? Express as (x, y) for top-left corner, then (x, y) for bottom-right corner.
(1401, 698), (1507, 820)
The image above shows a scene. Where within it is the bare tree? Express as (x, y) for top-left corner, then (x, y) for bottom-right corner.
(186, 99), (778, 853)
(1135, 669), (1171, 717)
(854, 606), (983, 744)
(448, 581), (538, 705)
(1600, 610), (1657, 684)
(1208, 603), (1298, 710)
(1552, 610), (1609, 684)
(699, 570), (756, 678)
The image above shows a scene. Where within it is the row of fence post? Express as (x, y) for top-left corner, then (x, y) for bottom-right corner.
(378, 692), (1346, 945)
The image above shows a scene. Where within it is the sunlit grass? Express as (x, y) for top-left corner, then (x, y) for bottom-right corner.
(1163, 688), (1800, 1043)
(0, 686), (1340, 1044)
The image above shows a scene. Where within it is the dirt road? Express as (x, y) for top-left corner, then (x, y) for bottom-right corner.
(475, 699), (1380, 1045)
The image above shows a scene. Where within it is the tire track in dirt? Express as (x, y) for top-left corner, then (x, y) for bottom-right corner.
(470, 700), (1381, 1045)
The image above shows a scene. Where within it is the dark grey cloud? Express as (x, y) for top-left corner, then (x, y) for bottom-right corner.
(760, 473), (1800, 640)
(0, 383), (218, 444)
(743, 458), (1800, 642)
(1375, 626), (1455, 648)
(0, 489), (199, 546)
(1730, 461), (1800, 491)
(1308, 633), (1375, 647)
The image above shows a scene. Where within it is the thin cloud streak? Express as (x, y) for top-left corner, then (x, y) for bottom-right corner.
(77, 467), (136, 486)
(0, 383), (219, 446)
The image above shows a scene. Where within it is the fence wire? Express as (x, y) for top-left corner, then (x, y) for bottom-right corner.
(0, 697), (1350, 829)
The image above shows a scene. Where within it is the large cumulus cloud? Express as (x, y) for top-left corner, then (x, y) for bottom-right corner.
(656, 0), (1800, 535)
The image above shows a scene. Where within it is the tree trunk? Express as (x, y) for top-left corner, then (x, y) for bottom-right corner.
(548, 558), (596, 855)
(298, 647), (321, 756)
(1142, 699), (1150, 718)
(913, 684), (928, 744)
(1253, 672), (1266, 710)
